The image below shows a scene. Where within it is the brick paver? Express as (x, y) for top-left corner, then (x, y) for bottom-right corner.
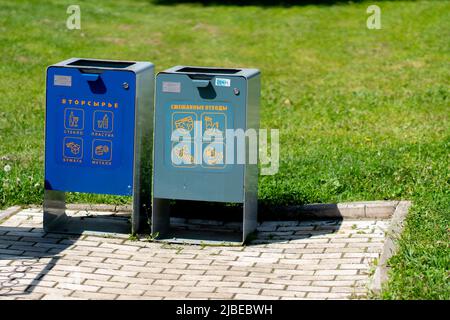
(0, 207), (389, 300)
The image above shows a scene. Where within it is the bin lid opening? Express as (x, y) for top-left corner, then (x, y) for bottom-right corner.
(68, 59), (135, 69)
(177, 67), (241, 74)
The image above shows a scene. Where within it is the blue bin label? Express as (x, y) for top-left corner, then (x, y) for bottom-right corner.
(54, 75), (72, 87)
(57, 98), (119, 168)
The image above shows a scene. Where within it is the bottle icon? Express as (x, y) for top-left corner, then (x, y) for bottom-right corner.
(97, 114), (109, 129)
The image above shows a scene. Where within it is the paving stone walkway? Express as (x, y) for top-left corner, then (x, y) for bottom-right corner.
(0, 207), (389, 300)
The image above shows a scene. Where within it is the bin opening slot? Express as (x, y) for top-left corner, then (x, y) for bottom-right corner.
(187, 74), (214, 80)
(79, 68), (104, 75)
(68, 59), (134, 69)
(177, 67), (241, 74)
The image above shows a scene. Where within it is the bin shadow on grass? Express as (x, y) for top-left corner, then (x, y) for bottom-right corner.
(0, 226), (81, 298)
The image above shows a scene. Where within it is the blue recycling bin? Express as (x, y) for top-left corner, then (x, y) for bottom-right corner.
(44, 58), (154, 234)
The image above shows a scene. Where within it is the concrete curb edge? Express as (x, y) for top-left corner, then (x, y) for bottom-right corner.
(0, 205), (22, 223)
(265, 200), (399, 220)
(369, 200), (412, 295)
(3, 200), (401, 221)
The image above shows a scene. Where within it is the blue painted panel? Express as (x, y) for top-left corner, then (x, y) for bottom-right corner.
(45, 67), (136, 195)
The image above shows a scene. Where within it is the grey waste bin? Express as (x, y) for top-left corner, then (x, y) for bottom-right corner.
(152, 66), (260, 243)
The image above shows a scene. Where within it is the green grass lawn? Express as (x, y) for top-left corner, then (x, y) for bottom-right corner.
(0, 0), (448, 299)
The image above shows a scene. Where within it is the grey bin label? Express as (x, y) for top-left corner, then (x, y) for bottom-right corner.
(162, 81), (181, 93)
(54, 75), (72, 87)
(215, 78), (231, 87)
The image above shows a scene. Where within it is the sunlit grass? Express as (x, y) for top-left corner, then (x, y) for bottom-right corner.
(0, 0), (448, 299)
